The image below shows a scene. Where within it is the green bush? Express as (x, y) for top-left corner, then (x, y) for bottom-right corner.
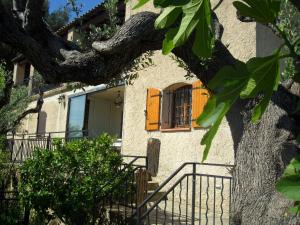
(20, 134), (133, 225)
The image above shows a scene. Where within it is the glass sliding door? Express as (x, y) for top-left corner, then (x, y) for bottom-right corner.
(67, 95), (86, 138)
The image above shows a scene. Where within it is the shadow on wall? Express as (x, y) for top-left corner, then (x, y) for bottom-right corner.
(37, 111), (47, 134)
(256, 23), (283, 57)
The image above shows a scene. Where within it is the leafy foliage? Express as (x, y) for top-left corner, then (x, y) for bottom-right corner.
(135, 0), (215, 58)
(0, 62), (6, 90)
(198, 61), (250, 161)
(278, 0), (300, 81)
(75, 0), (119, 50)
(233, 0), (281, 23)
(45, 7), (70, 32)
(240, 51), (281, 122)
(276, 156), (300, 214)
(0, 63), (30, 134)
(20, 134), (132, 225)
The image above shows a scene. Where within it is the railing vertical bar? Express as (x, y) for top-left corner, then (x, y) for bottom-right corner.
(199, 176), (202, 225)
(205, 176), (209, 225)
(124, 177), (128, 219)
(26, 139), (30, 159)
(192, 164), (196, 225)
(220, 178), (224, 225)
(179, 180), (182, 224)
(186, 175), (189, 225)
(172, 189), (175, 225)
(11, 133), (15, 161)
(46, 133), (51, 149)
(131, 170), (134, 216)
(164, 198), (167, 224)
(21, 135), (24, 162)
(229, 178), (232, 225)
(155, 205), (158, 225)
(147, 213), (150, 225)
(213, 177), (216, 225)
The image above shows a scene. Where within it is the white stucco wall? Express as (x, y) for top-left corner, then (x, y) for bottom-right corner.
(121, 53), (235, 183)
(88, 96), (123, 138)
(20, 92), (69, 136)
(121, 0), (265, 182)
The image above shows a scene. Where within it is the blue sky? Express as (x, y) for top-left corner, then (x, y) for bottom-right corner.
(49, 0), (103, 19)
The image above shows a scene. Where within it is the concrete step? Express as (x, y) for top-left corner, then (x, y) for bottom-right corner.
(147, 191), (167, 202)
(147, 181), (159, 191)
(133, 191), (167, 203)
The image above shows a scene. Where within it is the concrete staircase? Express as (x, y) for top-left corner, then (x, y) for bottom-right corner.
(146, 180), (166, 202)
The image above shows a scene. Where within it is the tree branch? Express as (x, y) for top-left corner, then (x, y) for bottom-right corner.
(23, 0), (45, 32)
(5, 91), (44, 133)
(0, 7), (233, 87)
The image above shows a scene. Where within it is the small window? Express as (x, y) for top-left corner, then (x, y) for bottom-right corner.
(161, 84), (192, 130)
(172, 86), (192, 128)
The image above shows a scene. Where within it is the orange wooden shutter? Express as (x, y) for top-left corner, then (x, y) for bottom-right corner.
(192, 80), (210, 128)
(145, 88), (161, 131)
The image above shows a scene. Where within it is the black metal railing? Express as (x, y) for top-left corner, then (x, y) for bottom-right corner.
(7, 130), (90, 139)
(135, 162), (234, 225)
(5, 130), (122, 163)
(100, 156), (148, 224)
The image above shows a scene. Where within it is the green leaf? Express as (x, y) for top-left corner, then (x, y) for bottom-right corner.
(155, 7), (182, 29)
(289, 204), (300, 214)
(192, 0), (214, 58)
(198, 62), (250, 161)
(283, 156), (300, 177)
(154, 0), (189, 7)
(154, 0), (213, 59)
(276, 175), (300, 201)
(200, 102), (228, 162)
(162, 28), (178, 54)
(233, 0), (281, 23)
(240, 52), (280, 122)
(173, 0), (204, 46)
(173, 0), (212, 56)
(132, 0), (151, 9)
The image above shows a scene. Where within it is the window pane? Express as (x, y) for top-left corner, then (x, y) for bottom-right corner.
(67, 95), (86, 138)
(172, 86), (192, 127)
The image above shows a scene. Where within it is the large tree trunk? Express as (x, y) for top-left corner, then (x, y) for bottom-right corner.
(230, 86), (300, 225)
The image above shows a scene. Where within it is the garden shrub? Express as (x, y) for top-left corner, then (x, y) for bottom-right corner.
(20, 134), (133, 225)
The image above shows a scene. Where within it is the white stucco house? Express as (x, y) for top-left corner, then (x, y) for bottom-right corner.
(9, 0), (285, 223)
(11, 0), (283, 179)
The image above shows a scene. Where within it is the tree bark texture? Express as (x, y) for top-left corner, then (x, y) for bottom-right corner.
(0, 1), (299, 224)
(229, 87), (300, 225)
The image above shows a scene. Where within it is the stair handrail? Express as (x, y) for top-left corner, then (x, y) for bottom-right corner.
(135, 162), (234, 220)
(140, 172), (233, 220)
(97, 155), (148, 198)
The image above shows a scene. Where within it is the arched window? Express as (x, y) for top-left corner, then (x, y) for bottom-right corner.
(145, 81), (209, 131)
(161, 84), (192, 129)
(172, 85), (192, 127)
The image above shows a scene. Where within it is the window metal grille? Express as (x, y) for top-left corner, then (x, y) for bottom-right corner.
(172, 85), (192, 128)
